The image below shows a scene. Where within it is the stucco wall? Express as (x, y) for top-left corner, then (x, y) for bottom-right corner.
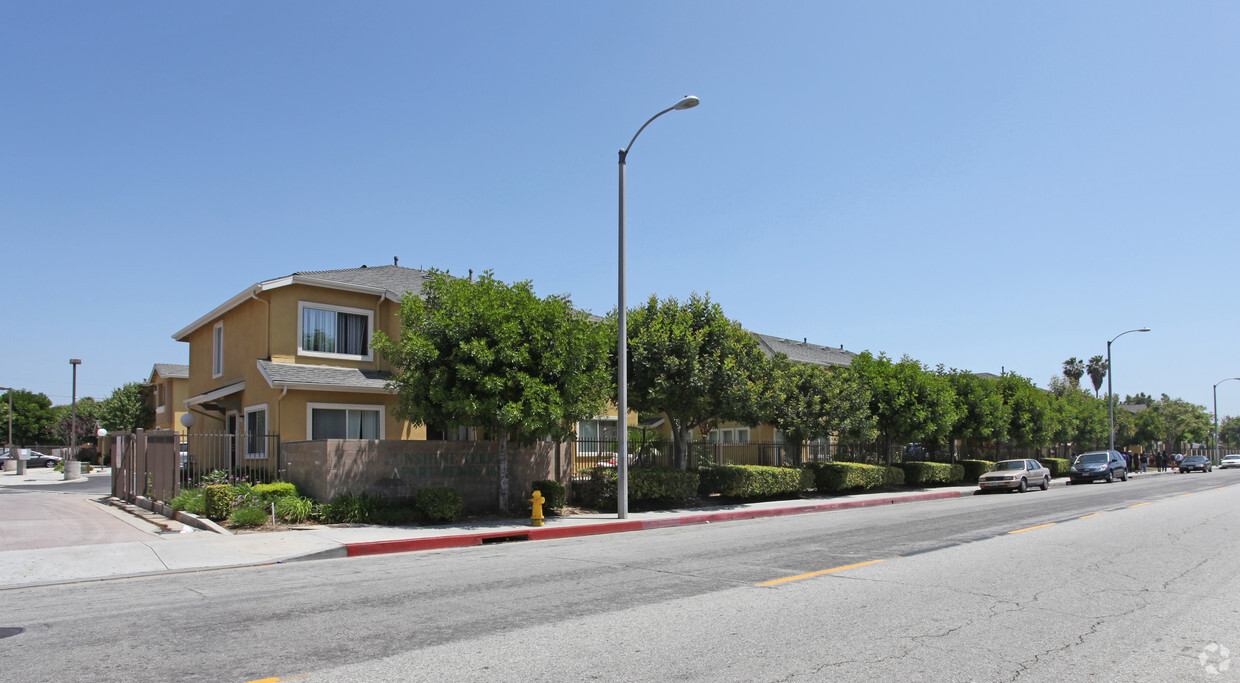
(282, 439), (556, 513)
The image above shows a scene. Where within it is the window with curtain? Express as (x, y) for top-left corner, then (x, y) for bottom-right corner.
(245, 408), (267, 458)
(311, 407), (381, 439)
(301, 305), (370, 356)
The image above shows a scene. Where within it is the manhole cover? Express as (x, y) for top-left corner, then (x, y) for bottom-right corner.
(0, 627), (25, 639)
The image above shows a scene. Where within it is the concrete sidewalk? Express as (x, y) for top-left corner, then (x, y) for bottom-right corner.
(0, 467), (1179, 591)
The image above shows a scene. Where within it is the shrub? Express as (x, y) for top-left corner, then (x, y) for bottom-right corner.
(415, 487), (463, 524)
(896, 461), (964, 486)
(698, 465), (811, 499)
(883, 465), (905, 487)
(274, 495), (316, 524)
(322, 492), (383, 524)
(530, 480), (566, 513)
(960, 460), (995, 482)
(579, 467), (699, 510)
(1040, 458), (1071, 477)
(252, 482), (298, 502)
(170, 487), (206, 515)
(805, 462), (887, 492)
(229, 506), (270, 528)
(204, 484), (231, 521)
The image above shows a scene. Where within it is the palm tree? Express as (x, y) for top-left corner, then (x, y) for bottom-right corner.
(1086, 355), (1108, 398)
(1062, 357), (1085, 389)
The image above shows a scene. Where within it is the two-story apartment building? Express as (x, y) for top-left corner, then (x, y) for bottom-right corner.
(147, 363), (190, 432)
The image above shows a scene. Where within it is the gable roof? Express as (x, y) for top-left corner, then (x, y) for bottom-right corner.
(173, 265), (435, 341)
(257, 360), (392, 393)
(152, 363), (189, 379)
(754, 333), (857, 368)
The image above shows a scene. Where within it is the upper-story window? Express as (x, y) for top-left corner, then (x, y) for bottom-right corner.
(298, 302), (374, 360)
(212, 321), (224, 378)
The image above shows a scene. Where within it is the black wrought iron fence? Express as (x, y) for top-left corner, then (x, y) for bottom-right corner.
(180, 432), (282, 487)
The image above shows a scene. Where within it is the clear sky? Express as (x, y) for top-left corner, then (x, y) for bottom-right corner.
(3, 2), (1237, 421)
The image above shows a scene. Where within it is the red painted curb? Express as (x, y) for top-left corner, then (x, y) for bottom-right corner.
(342, 489), (966, 558)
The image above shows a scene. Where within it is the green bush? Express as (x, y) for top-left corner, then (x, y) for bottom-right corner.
(322, 492), (383, 524)
(580, 467), (699, 510)
(252, 482), (298, 501)
(960, 460), (995, 482)
(229, 506), (270, 528)
(204, 484), (232, 521)
(170, 487), (206, 515)
(1040, 458), (1071, 477)
(274, 495), (316, 524)
(805, 462), (887, 492)
(698, 465), (811, 499)
(896, 461), (965, 485)
(883, 465), (905, 487)
(414, 487), (463, 524)
(530, 479), (567, 512)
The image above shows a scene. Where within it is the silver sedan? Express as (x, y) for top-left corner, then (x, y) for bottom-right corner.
(978, 459), (1051, 493)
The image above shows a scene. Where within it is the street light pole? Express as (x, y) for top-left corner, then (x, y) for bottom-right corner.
(617, 95), (699, 519)
(1213, 377), (1239, 465)
(2, 386), (11, 466)
(1106, 328), (1150, 451)
(69, 359), (81, 480)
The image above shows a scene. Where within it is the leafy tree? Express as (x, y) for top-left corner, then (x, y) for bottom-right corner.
(850, 352), (962, 462)
(763, 356), (874, 465)
(99, 381), (154, 433)
(1152, 395), (1211, 451)
(1062, 358), (1085, 390)
(1085, 355), (1108, 398)
(1127, 404), (1162, 448)
(996, 372), (1054, 449)
(618, 293), (769, 470)
(0, 389), (57, 446)
(1048, 377), (1108, 450)
(49, 398), (102, 446)
(945, 370), (1009, 458)
(1124, 392), (1155, 406)
(374, 270), (612, 511)
(1219, 415), (1240, 448)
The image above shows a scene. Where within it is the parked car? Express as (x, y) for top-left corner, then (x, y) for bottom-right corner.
(978, 459), (1051, 493)
(1220, 455), (1240, 470)
(1068, 450), (1128, 484)
(1179, 455), (1212, 473)
(0, 449), (63, 468)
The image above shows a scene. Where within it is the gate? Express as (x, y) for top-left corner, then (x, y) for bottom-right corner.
(111, 429), (280, 504)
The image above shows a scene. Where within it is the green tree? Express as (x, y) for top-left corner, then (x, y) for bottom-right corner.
(763, 356), (874, 465)
(1085, 355), (1108, 398)
(49, 398), (102, 446)
(1124, 392), (1156, 406)
(996, 372), (1054, 449)
(374, 271), (612, 511)
(0, 389), (57, 446)
(1062, 357), (1085, 390)
(945, 370), (1009, 459)
(99, 381), (154, 433)
(1152, 395), (1211, 451)
(619, 293), (769, 470)
(850, 352), (963, 462)
(1048, 377), (1108, 451)
(1219, 415), (1240, 448)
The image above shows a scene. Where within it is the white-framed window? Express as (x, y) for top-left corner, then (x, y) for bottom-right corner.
(212, 321), (224, 378)
(244, 404), (268, 459)
(708, 427), (750, 444)
(308, 402), (385, 440)
(155, 384), (166, 413)
(298, 302), (374, 361)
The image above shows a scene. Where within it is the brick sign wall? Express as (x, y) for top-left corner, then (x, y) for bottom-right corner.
(282, 439), (557, 513)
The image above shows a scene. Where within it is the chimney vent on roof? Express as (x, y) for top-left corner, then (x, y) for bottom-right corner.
(840, 344), (844, 350)
(360, 265), (367, 269)
(803, 338), (807, 344)
(394, 256), (399, 267)
(469, 269), (474, 282)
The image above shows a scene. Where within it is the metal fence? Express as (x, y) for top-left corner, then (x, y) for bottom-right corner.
(112, 430), (281, 503)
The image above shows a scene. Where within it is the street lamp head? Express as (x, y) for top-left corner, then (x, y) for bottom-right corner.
(70, 358), (81, 365)
(673, 95), (700, 110)
(1137, 327), (1151, 332)
(96, 428), (108, 438)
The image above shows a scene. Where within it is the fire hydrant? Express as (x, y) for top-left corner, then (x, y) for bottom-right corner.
(530, 490), (545, 527)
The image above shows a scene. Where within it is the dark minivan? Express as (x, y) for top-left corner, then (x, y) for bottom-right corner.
(1069, 450), (1128, 484)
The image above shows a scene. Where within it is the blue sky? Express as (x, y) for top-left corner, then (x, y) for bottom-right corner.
(3, 2), (1238, 421)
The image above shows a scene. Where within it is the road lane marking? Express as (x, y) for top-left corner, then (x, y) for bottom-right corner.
(758, 559), (885, 586)
(1080, 512), (1102, 519)
(1180, 493), (1197, 497)
(1128, 502), (1151, 508)
(1008, 523), (1056, 534)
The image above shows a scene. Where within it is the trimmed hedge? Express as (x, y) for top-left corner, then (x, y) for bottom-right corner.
(579, 467), (699, 510)
(1039, 458), (1070, 477)
(204, 484), (231, 521)
(698, 465), (812, 499)
(252, 482), (298, 501)
(896, 461), (965, 486)
(883, 465), (905, 487)
(414, 487), (463, 524)
(805, 462), (887, 492)
(960, 460), (994, 482)
(530, 479), (567, 512)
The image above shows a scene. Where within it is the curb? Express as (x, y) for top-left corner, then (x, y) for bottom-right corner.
(343, 489), (966, 558)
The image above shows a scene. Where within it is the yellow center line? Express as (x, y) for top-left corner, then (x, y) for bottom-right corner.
(1180, 493), (1197, 497)
(758, 559), (885, 586)
(1079, 512), (1102, 519)
(1128, 502), (1151, 508)
(1009, 523), (1056, 534)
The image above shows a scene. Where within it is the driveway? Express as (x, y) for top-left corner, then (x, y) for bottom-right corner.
(0, 487), (155, 552)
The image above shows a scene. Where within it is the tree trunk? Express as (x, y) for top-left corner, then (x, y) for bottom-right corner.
(787, 437), (804, 466)
(671, 421), (690, 470)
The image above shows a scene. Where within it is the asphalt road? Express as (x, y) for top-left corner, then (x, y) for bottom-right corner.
(2, 471), (1237, 682)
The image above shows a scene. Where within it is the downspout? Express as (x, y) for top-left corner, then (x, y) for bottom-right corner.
(276, 386), (287, 475)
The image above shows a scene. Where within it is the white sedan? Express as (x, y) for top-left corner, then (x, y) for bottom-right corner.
(1221, 455), (1240, 470)
(978, 459), (1052, 493)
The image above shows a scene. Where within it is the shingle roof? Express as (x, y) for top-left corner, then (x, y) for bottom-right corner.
(257, 360), (392, 392)
(152, 363), (189, 379)
(754, 333), (857, 368)
(291, 265), (434, 298)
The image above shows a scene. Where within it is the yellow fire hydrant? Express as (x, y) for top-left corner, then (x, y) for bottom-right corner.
(530, 490), (545, 527)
